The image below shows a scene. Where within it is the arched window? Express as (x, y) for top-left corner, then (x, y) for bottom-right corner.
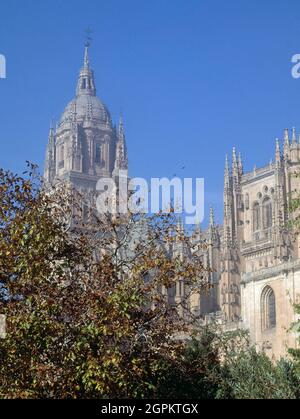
(261, 286), (276, 330)
(81, 78), (87, 89)
(253, 202), (260, 231)
(95, 144), (101, 163)
(262, 197), (272, 229)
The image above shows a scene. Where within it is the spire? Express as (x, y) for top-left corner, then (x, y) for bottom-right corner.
(283, 128), (290, 160)
(232, 147), (239, 187)
(209, 207), (215, 227)
(292, 127), (297, 145)
(76, 43), (96, 97)
(225, 154), (229, 171)
(284, 128), (290, 144)
(44, 121), (56, 183)
(48, 119), (55, 144)
(238, 152), (243, 176)
(224, 155), (230, 188)
(50, 118), (55, 132)
(114, 114), (128, 173)
(232, 147), (237, 170)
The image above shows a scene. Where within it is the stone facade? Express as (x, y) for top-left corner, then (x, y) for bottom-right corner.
(45, 46), (300, 360)
(241, 260), (300, 359)
(190, 130), (300, 359)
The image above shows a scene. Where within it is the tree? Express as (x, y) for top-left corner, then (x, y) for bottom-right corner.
(0, 165), (208, 399)
(219, 348), (299, 399)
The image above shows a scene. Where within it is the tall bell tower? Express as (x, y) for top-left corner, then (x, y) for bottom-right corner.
(44, 43), (128, 194)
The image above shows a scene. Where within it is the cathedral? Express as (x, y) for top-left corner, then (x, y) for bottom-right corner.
(45, 46), (300, 360)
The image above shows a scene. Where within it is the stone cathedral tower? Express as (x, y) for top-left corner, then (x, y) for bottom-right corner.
(44, 44), (128, 192)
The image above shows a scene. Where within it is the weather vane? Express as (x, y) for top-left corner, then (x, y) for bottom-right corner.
(85, 27), (93, 47)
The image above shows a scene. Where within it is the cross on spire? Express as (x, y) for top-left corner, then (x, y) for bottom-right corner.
(85, 27), (93, 47)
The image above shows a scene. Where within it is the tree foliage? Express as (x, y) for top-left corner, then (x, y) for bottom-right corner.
(0, 165), (208, 398)
(1, 164), (300, 399)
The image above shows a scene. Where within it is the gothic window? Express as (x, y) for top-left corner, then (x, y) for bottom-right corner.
(262, 197), (272, 229)
(82, 78), (87, 89)
(261, 286), (276, 331)
(95, 144), (101, 163)
(253, 202), (260, 231)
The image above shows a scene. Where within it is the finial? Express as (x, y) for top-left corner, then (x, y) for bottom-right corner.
(83, 28), (93, 68)
(232, 147), (237, 164)
(284, 128), (289, 144)
(283, 129), (290, 160)
(114, 112), (128, 173)
(225, 154), (229, 172)
(48, 119), (56, 141)
(50, 118), (55, 132)
(292, 127), (297, 145)
(232, 148), (238, 180)
(48, 119), (55, 146)
(77, 33), (96, 96)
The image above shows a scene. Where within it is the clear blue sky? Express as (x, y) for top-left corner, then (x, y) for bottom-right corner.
(1, 0), (300, 224)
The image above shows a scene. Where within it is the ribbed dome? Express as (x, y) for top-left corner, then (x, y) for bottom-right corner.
(60, 95), (111, 125)
(59, 45), (111, 127)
